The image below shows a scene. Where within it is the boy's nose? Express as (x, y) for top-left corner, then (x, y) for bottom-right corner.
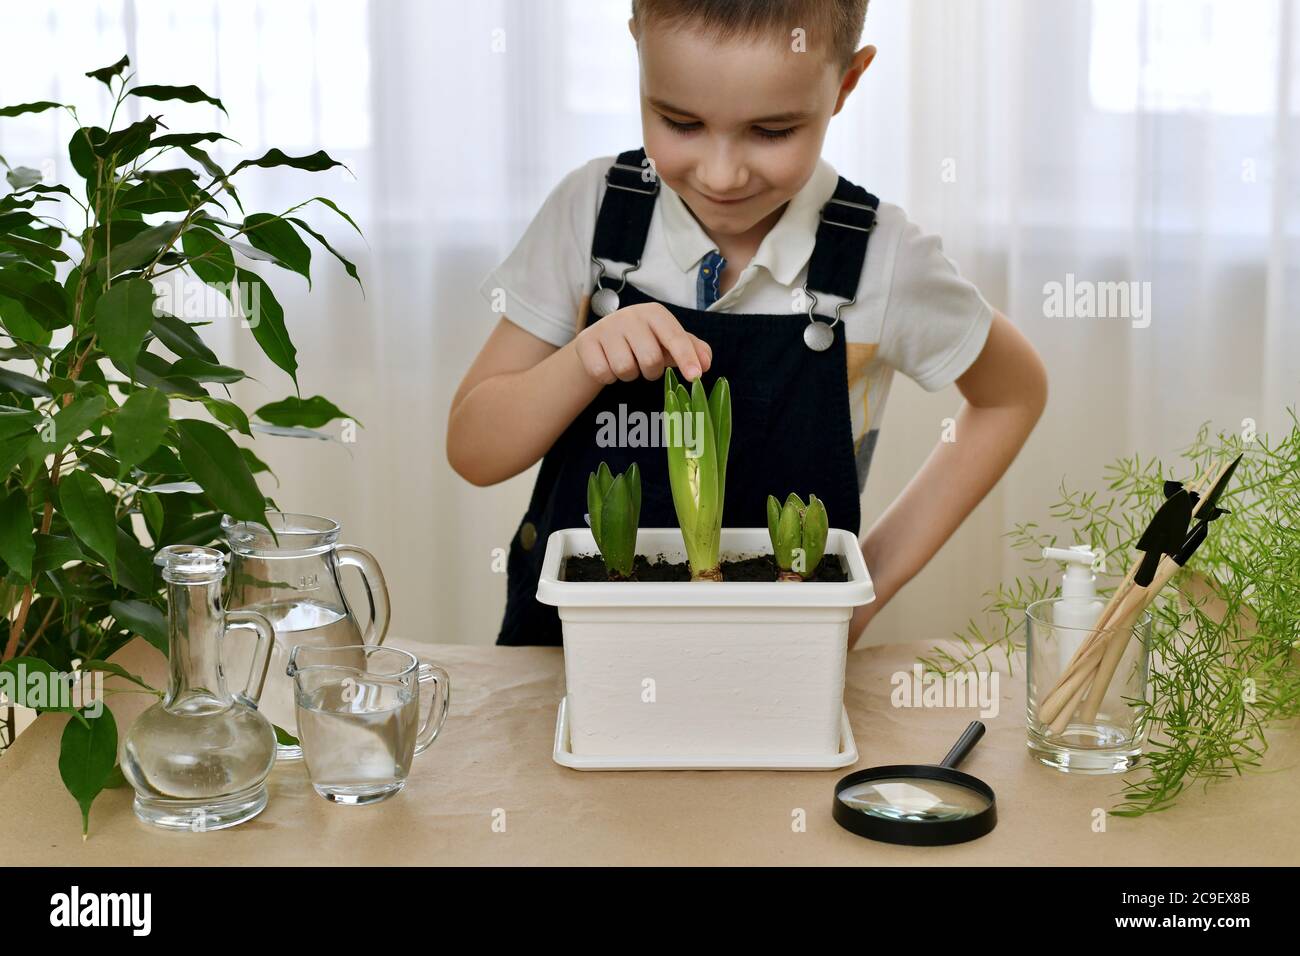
(696, 151), (749, 196)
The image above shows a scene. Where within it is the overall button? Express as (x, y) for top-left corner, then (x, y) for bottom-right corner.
(519, 521), (538, 550)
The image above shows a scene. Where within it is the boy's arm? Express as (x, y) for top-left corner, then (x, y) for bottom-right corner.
(447, 306), (712, 486)
(447, 318), (601, 487)
(849, 312), (1047, 646)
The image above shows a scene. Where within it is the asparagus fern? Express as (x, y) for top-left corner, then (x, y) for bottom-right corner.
(919, 414), (1300, 816)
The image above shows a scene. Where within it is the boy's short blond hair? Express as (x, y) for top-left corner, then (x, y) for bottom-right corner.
(630, 0), (869, 71)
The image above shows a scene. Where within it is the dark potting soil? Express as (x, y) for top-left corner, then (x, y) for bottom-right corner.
(562, 552), (848, 583)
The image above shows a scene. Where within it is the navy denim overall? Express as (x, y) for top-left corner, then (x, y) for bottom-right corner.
(499, 148), (878, 646)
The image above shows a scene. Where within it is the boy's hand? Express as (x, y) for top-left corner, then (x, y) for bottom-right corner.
(575, 302), (713, 385)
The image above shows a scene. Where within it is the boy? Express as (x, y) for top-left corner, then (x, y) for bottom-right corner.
(448, 0), (1047, 647)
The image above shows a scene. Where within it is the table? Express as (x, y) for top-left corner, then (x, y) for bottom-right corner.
(1, 638), (1295, 865)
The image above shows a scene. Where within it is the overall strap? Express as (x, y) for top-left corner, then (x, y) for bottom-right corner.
(805, 177), (879, 303)
(591, 147), (659, 267)
(590, 148), (879, 301)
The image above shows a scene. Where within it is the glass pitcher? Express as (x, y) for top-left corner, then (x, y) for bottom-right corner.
(222, 512), (391, 759)
(121, 546), (277, 831)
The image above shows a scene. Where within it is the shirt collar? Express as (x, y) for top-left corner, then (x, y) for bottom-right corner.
(658, 157), (840, 288)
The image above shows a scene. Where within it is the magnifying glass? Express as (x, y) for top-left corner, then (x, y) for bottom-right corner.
(832, 721), (997, 846)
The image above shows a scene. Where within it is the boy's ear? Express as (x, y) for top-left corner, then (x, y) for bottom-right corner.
(628, 16), (639, 42)
(834, 45), (877, 116)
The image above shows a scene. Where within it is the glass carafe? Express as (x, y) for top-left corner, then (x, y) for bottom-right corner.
(121, 546), (277, 831)
(221, 512), (390, 759)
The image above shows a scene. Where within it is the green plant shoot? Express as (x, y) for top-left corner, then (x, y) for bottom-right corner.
(766, 493), (828, 581)
(663, 367), (730, 581)
(587, 461), (640, 579)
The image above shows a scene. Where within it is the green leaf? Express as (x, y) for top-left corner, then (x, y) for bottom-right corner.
(0, 232), (71, 263)
(169, 358), (244, 384)
(274, 724), (299, 746)
(708, 377), (731, 518)
(180, 225), (236, 286)
(0, 294), (53, 345)
(5, 165), (42, 190)
(285, 216), (360, 290)
(68, 126), (108, 183)
(180, 145), (240, 209)
(230, 148), (347, 177)
(94, 278), (158, 369)
(627, 461), (641, 526)
(80, 659), (154, 691)
(0, 101), (67, 118)
(801, 494), (828, 577)
(107, 600), (168, 657)
(254, 395), (354, 428)
(31, 393), (106, 454)
(0, 658), (84, 720)
(85, 55), (130, 88)
(185, 395), (251, 435)
(598, 473), (636, 578)
(150, 312), (220, 363)
(58, 470), (118, 572)
(233, 268), (297, 386)
(587, 471), (603, 549)
(113, 349), (206, 398)
(59, 707), (118, 836)
(128, 83), (227, 114)
(114, 526), (156, 595)
(138, 490), (164, 542)
(175, 419), (265, 523)
(0, 268), (68, 329)
(96, 219), (183, 279)
(766, 494), (781, 544)
(244, 213), (311, 286)
(286, 196), (363, 235)
(774, 499), (801, 570)
(103, 765), (128, 789)
(33, 533), (83, 573)
(0, 367), (53, 398)
(112, 387), (170, 469)
(116, 168), (202, 214)
(94, 116), (160, 167)
(151, 131), (233, 149)
(0, 404), (41, 440)
(0, 488), (35, 580)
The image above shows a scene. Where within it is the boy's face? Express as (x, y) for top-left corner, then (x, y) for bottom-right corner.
(633, 19), (873, 241)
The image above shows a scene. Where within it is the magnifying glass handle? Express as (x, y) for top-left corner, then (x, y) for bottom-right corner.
(939, 721), (986, 769)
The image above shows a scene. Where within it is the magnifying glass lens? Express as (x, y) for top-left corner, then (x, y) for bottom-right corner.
(838, 776), (991, 823)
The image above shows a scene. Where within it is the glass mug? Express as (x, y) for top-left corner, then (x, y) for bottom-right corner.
(1026, 598), (1152, 774)
(286, 645), (451, 805)
(222, 512), (390, 760)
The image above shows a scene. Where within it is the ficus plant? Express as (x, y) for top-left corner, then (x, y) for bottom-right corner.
(587, 461), (641, 580)
(663, 366), (731, 581)
(767, 493), (828, 581)
(0, 55), (360, 834)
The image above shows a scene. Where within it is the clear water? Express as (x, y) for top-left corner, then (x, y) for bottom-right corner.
(122, 695), (276, 801)
(223, 601), (363, 749)
(296, 678), (418, 796)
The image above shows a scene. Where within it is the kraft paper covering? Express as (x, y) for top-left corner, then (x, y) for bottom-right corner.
(0, 635), (1295, 866)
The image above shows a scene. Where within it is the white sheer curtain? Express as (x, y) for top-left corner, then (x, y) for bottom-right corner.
(4, 0), (1296, 646)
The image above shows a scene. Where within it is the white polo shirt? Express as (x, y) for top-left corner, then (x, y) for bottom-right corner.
(478, 154), (995, 491)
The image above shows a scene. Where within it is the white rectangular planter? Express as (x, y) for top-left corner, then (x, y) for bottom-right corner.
(536, 528), (874, 761)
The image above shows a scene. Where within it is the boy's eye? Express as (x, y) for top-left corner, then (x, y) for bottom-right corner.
(661, 115), (701, 135)
(754, 126), (796, 141)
